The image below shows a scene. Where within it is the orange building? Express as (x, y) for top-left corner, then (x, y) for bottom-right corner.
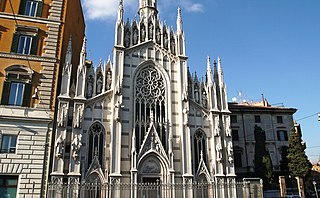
(0, 0), (84, 197)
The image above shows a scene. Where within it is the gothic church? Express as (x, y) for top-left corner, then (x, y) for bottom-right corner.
(50, 0), (236, 197)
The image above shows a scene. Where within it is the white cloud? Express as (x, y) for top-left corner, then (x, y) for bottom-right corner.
(82, 0), (203, 21)
(181, 0), (204, 13)
(83, 0), (136, 21)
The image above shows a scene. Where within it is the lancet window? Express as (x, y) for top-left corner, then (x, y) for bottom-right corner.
(194, 129), (208, 170)
(88, 122), (104, 167)
(134, 66), (166, 152)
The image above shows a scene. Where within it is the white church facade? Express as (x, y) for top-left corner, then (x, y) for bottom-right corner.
(49, 0), (238, 197)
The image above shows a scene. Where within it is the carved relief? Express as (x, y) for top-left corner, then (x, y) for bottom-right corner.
(227, 141), (233, 163)
(71, 134), (82, 160)
(74, 104), (83, 128)
(141, 158), (160, 173)
(225, 116), (232, 137)
(58, 103), (68, 127)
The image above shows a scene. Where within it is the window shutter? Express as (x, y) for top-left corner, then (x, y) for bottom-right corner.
(1, 81), (11, 105)
(18, 0), (27, 15)
(11, 33), (20, 53)
(30, 35), (38, 55)
(22, 83), (32, 107)
(36, 1), (43, 17)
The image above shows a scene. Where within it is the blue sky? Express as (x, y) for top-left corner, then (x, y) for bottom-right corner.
(82, 0), (320, 163)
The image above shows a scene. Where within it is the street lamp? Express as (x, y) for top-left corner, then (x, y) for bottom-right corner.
(313, 180), (318, 198)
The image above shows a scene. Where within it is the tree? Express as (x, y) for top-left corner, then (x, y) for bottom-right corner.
(254, 125), (273, 186)
(279, 146), (289, 174)
(287, 123), (312, 179)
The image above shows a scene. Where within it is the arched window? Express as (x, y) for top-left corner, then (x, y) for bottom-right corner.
(134, 65), (166, 152)
(88, 122), (104, 167)
(194, 129), (207, 170)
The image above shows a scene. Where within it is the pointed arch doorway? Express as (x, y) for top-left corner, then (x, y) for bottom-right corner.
(137, 154), (169, 198)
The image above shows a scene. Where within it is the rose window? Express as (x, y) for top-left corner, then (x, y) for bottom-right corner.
(135, 66), (167, 152)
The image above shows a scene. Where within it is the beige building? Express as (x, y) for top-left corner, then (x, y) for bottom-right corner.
(229, 100), (297, 178)
(0, 0), (85, 197)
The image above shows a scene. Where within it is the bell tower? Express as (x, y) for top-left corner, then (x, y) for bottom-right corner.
(139, 0), (158, 18)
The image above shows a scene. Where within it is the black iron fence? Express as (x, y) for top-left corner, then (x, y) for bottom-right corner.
(47, 180), (263, 198)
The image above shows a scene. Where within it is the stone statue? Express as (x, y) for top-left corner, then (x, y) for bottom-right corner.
(225, 116), (232, 137)
(124, 30), (131, 47)
(183, 106), (189, 126)
(182, 83), (188, 101)
(74, 104), (83, 128)
(115, 100), (124, 122)
(227, 141), (233, 163)
(133, 27), (138, 45)
(106, 69), (112, 90)
(194, 86), (199, 103)
(87, 75), (93, 98)
(141, 24), (146, 42)
(163, 32), (168, 49)
(71, 134), (82, 160)
(55, 135), (64, 158)
(148, 22), (154, 40)
(156, 27), (161, 44)
(216, 141), (222, 162)
(96, 74), (103, 94)
(202, 90), (208, 108)
(214, 116), (220, 136)
(170, 37), (175, 54)
(58, 103), (67, 127)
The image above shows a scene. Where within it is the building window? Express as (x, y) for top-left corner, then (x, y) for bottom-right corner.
(277, 130), (288, 141)
(8, 82), (25, 106)
(277, 116), (283, 124)
(88, 122), (104, 167)
(17, 35), (33, 54)
(232, 129), (239, 141)
(1, 65), (33, 107)
(193, 129), (208, 171)
(19, 0), (43, 17)
(11, 34), (38, 55)
(134, 66), (167, 152)
(255, 115), (261, 123)
(0, 135), (17, 153)
(230, 115), (237, 123)
(11, 26), (39, 55)
(0, 176), (18, 197)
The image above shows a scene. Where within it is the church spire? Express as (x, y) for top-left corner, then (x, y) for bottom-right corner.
(206, 56), (213, 86)
(117, 0), (124, 22)
(177, 7), (183, 33)
(217, 56), (224, 85)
